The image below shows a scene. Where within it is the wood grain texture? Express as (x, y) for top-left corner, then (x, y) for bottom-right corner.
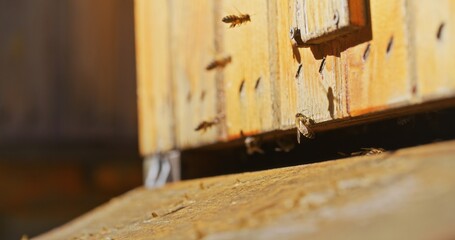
(410, 0), (455, 102)
(276, 0), (348, 130)
(136, 0), (455, 154)
(170, 0), (220, 147)
(36, 140), (455, 240)
(341, 0), (412, 116)
(295, 0), (366, 44)
(135, 0), (174, 153)
(220, 0), (276, 139)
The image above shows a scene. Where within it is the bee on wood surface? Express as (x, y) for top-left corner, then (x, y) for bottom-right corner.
(240, 130), (264, 155)
(351, 148), (386, 156)
(222, 13), (251, 28)
(206, 56), (232, 71)
(295, 113), (315, 144)
(244, 136), (264, 155)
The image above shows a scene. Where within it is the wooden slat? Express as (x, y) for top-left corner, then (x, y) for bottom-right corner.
(341, 0), (412, 116)
(169, 0), (220, 147)
(220, 0), (277, 139)
(276, 0), (347, 130)
(411, 0), (455, 102)
(36, 140), (455, 240)
(135, 0), (174, 153)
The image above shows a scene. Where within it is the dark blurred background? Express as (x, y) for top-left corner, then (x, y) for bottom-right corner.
(0, 0), (142, 238)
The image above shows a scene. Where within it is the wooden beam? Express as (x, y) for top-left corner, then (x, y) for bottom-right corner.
(36, 140), (455, 239)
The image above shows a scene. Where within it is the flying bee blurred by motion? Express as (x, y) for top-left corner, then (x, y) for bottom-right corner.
(194, 121), (217, 132)
(295, 113), (315, 144)
(206, 56), (232, 71)
(222, 13), (251, 28)
(194, 117), (221, 132)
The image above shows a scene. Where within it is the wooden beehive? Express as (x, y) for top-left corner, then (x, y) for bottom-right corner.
(135, 0), (455, 156)
(35, 0), (455, 239)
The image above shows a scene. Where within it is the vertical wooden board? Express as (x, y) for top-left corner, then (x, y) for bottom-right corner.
(169, 0), (219, 148)
(275, 0), (298, 129)
(220, 0), (275, 139)
(276, 0), (346, 130)
(342, 0), (412, 117)
(411, 0), (455, 101)
(298, 45), (346, 123)
(135, 0), (174, 154)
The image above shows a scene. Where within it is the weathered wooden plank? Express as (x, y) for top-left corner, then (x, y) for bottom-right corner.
(276, 0), (347, 131)
(219, 0), (277, 140)
(410, 0), (455, 102)
(36, 140), (455, 240)
(135, 0), (174, 153)
(169, 0), (220, 147)
(341, 0), (412, 117)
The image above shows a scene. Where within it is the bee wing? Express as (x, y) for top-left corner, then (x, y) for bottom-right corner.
(233, 6), (242, 15)
(297, 120), (315, 139)
(305, 127), (315, 139)
(296, 128), (301, 144)
(297, 120), (309, 135)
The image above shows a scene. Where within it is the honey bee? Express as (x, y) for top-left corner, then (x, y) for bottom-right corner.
(222, 13), (251, 28)
(295, 113), (315, 144)
(240, 130), (264, 155)
(195, 116), (223, 132)
(244, 136), (264, 155)
(318, 57), (326, 75)
(352, 148), (386, 156)
(206, 56), (232, 71)
(194, 120), (217, 132)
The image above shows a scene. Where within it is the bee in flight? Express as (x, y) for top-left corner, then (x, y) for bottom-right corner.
(295, 113), (315, 144)
(194, 115), (223, 132)
(194, 120), (218, 132)
(222, 13), (251, 28)
(206, 56), (232, 71)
